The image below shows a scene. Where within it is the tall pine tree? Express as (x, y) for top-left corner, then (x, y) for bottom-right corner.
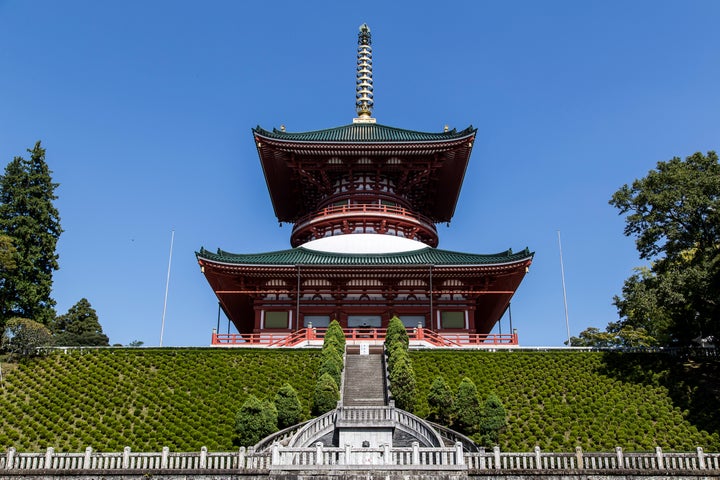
(0, 141), (62, 329)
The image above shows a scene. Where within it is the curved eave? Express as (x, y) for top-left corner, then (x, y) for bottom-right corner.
(196, 246), (534, 269)
(253, 124), (477, 145)
(253, 125), (477, 223)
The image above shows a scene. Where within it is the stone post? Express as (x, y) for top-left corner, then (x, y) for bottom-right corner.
(45, 447), (54, 469)
(655, 446), (664, 469)
(494, 446), (501, 470)
(122, 446), (131, 469)
(615, 446), (624, 469)
(412, 442), (420, 465)
(200, 446), (208, 469)
(455, 442), (464, 466)
(345, 444), (352, 465)
(272, 443), (280, 466)
(534, 445), (541, 469)
(83, 447), (92, 469)
(6, 447), (15, 470)
(316, 442), (324, 465)
(697, 447), (705, 469)
(478, 448), (486, 470)
(575, 446), (583, 469)
(161, 446), (169, 469)
(237, 447), (246, 469)
(383, 443), (391, 465)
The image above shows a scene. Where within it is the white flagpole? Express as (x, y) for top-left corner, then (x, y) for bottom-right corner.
(160, 229), (175, 347)
(558, 230), (571, 345)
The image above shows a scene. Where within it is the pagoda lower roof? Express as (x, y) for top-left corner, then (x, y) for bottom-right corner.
(253, 124), (476, 144)
(196, 246), (533, 267)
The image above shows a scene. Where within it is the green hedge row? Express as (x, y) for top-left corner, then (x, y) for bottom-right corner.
(410, 350), (720, 452)
(0, 348), (321, 452)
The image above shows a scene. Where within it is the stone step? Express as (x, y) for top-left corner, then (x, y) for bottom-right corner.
(342, 352), (387, 407)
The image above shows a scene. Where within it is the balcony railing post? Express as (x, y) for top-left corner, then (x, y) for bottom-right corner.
(576, 446), (583, 469)
(655, 446), (664, 469)
(615, 447), (624, 469)
(697, 447), (706, 469)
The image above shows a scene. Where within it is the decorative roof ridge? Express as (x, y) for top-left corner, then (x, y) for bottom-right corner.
(252, 123), (477, 144)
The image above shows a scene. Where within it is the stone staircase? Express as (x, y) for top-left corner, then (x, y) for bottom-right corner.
(342, 346), (387, 407)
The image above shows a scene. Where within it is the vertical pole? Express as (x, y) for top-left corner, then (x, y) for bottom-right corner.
(216, 302), (221, 333)
(159, 229), (175, 347)
(296, 266), (301, 331)
(557, 231), (571, 346)
(508, 303), (513, 334)
(429, 265), (433, 329)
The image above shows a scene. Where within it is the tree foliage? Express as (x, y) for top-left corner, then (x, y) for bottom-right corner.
(478, 393), (507, 447)
(427, 376), (453, 425)
(312, 373), (339, 416)
(384, 316), (409, 350)
(324, 319), (346, 352)
(53, 298), (109, 346)
(453, 377), (481, 435)
(568, 324), (658, 348)
(274, 383), (304, 429)
(234, 395), (277, 447)
(609, 151), (720, 345)
(389, 352), (417, 412)
(0, 142), (62, 329)
(1, 317), (53, 357)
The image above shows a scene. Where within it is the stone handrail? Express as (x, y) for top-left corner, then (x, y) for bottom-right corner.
(392, 407), (444, 448)
(254, 420), (311, 452)
(427, 420), (480, 452)
(286, 409), (337, 448)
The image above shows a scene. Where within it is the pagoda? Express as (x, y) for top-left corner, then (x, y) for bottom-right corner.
(197, 25), (533, 346)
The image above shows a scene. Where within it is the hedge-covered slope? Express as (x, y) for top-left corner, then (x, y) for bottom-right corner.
(1, 348), (718, 453)
(410, 350), (720, 452)
(0, 349), (321, 452)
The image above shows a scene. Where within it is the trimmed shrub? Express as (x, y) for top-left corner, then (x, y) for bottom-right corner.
(234, 395), (277, 447)
(312, 373), (339, 416)
(318, 347), (343, 387)
(384, 316), (408, 350)
(427, 376), (453, 425)
(325, 320), (346, 352)
(274, 383), (304, 430)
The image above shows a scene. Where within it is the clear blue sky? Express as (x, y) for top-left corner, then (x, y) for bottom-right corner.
(1, 1), (718, 347)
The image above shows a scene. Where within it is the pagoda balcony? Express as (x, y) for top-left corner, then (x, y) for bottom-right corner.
(291, 203), (438, 247)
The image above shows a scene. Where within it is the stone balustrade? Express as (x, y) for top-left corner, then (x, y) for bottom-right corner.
(2, 445), (719, 474)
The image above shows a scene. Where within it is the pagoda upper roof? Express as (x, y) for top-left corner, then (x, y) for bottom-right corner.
(196, 245), (533, 268)
(253, 123), (477, 145)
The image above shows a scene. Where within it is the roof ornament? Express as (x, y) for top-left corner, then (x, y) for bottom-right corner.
(353, 23), (376, 124)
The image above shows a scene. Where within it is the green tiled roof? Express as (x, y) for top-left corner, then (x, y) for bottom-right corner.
(253, 123), (476, 143)
(196, 246), (533, 266)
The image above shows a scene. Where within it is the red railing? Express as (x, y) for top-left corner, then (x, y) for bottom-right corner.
(211, 327), (519, 347)
(292, 204), (437, 234)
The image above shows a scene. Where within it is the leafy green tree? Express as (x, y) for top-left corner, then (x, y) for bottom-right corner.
(427, 376), (453, 425)
(53, 298), (109, 346)
(312, 372), (339, 415)
(567, 324), (657, 348)
(0, 142), (62, 329)
(1, 317), (53, 357)
(478, 393), (507, 447)
(234, 395), (278, 446)
(609, 151), (720, 345)
(454, 377), (481, 435)
(389, 353), (417, 412)
(274, 383), (304, 429)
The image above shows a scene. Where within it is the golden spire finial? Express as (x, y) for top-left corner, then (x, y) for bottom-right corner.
(353, 23), (376, 124)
